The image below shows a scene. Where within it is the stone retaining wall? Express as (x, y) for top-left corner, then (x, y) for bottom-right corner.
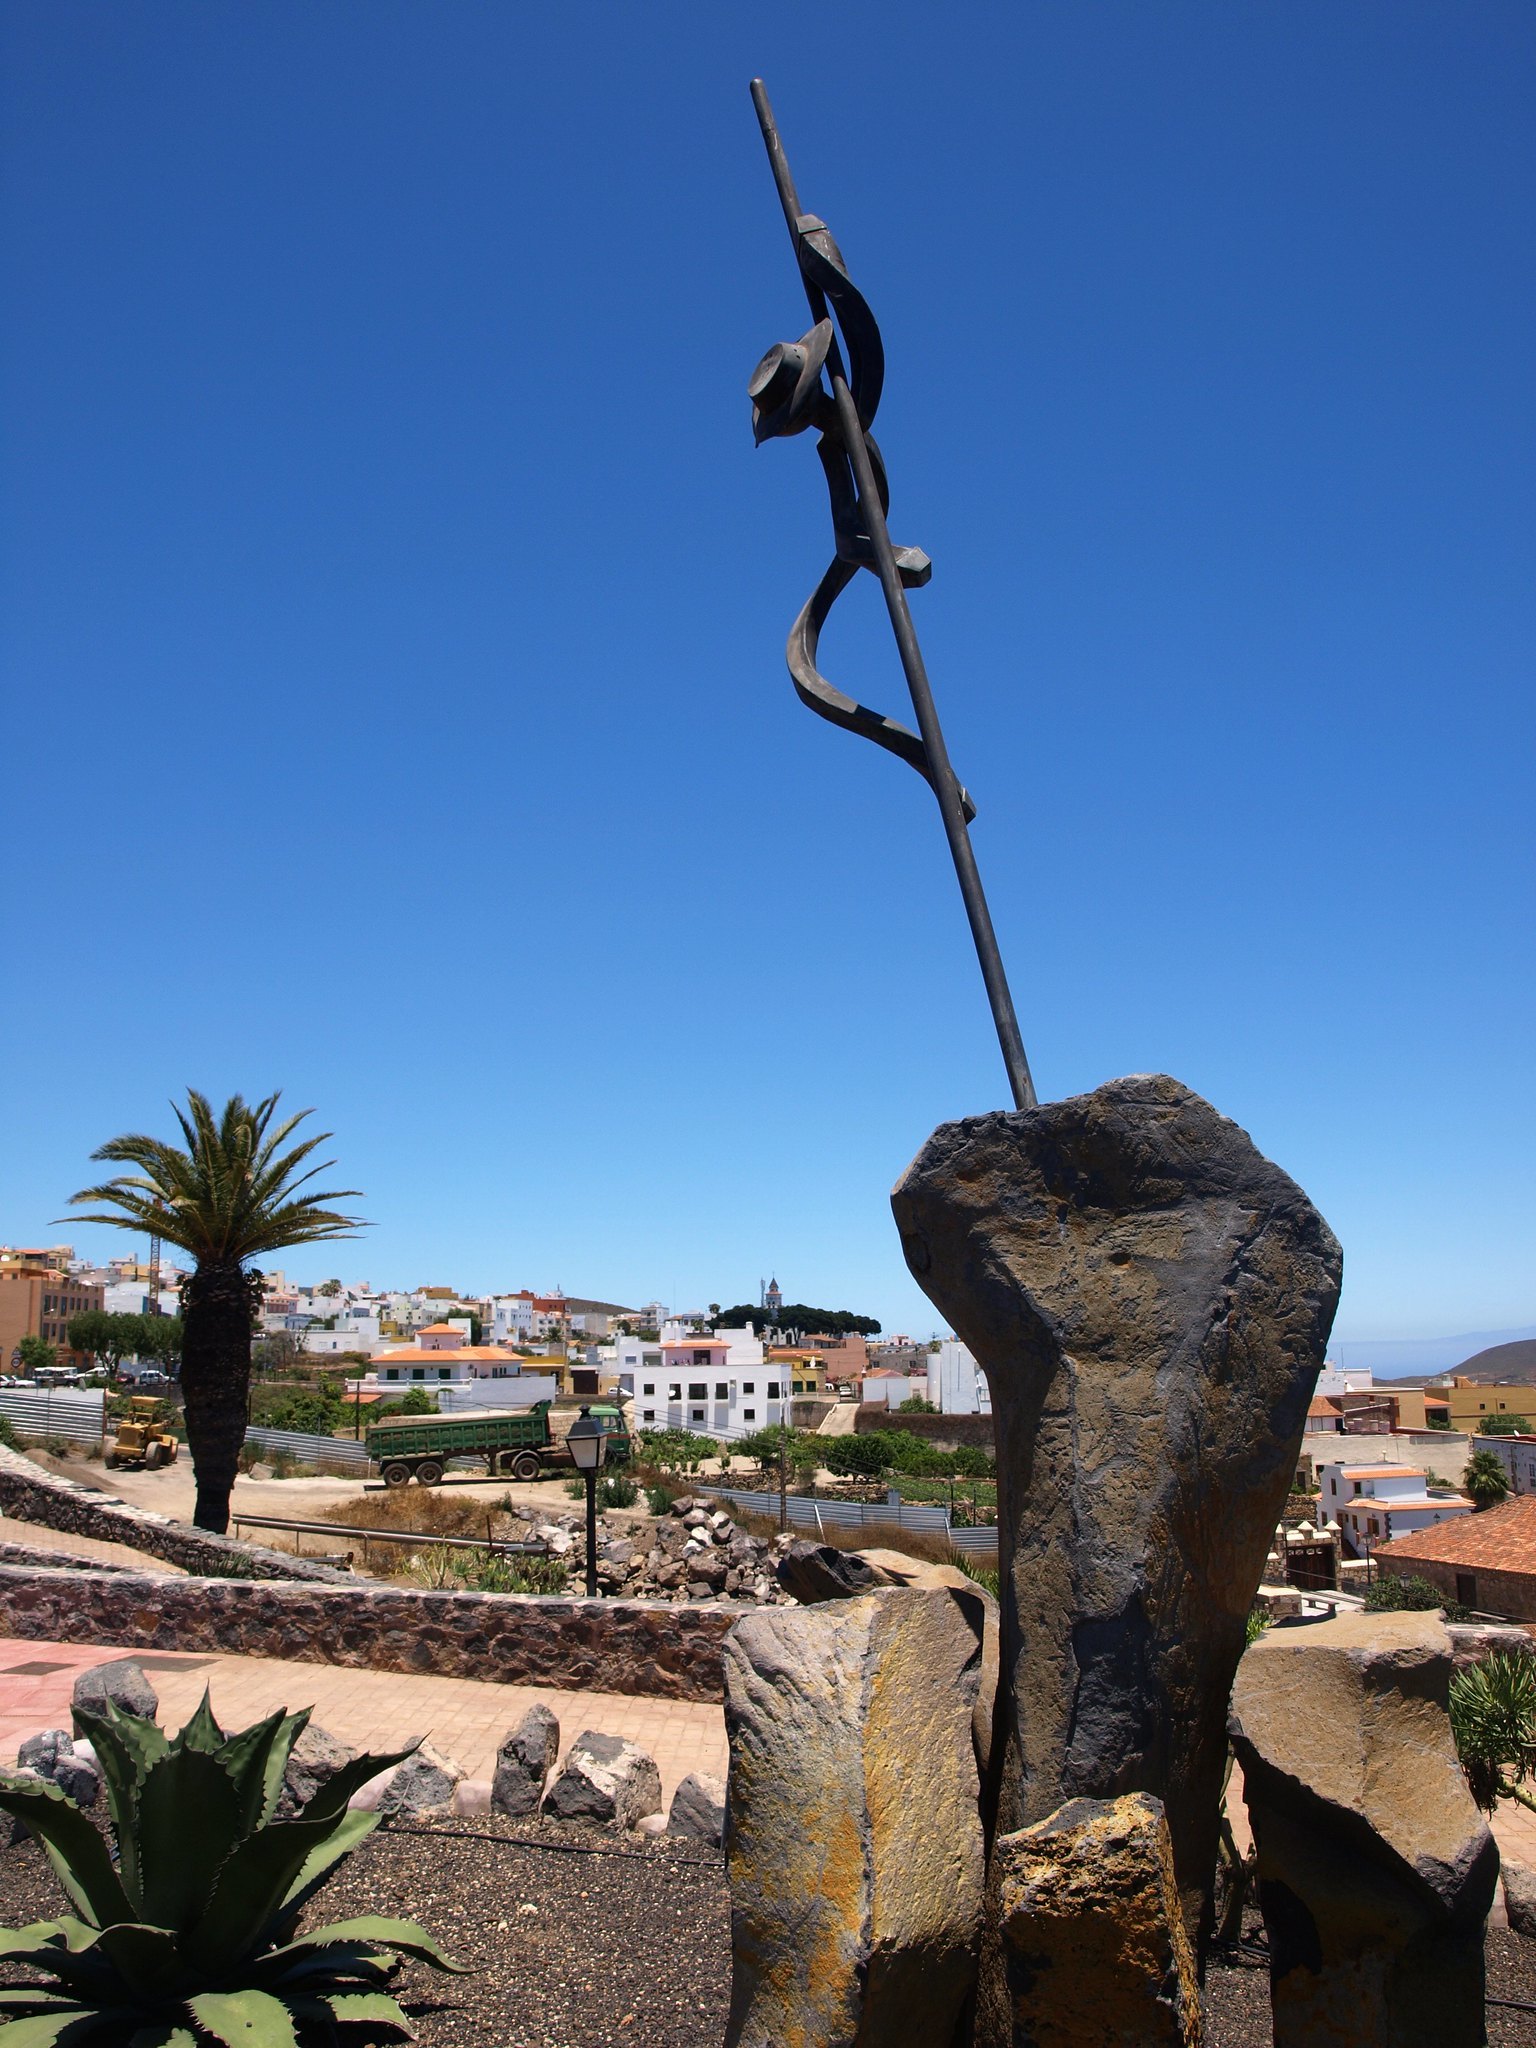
(0, 1446), (353, 1584)
(0, 1539), (133, 1574)
(0, 1563), (735, 1702)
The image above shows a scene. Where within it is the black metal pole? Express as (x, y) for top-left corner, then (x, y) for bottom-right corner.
(749, 80), (1037, 1113)
(584, 1468), (599, 1599)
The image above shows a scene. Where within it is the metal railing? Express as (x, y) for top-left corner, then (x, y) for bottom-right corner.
(229, 1511), (546, 1555)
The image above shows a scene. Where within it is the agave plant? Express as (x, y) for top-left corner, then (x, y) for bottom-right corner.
(0, 1691), (462, 2046)
(1449, 1649), (1536, 1816)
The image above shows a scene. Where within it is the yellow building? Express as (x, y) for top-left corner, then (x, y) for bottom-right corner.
(0, 1251), (104, 1374)
(1436, 1379), (1535, 1430)
(768, 1348), (827, 1397)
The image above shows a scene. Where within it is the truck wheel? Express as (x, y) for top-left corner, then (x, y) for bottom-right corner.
(510, 1451), (542, 1482)
(383, 1461), (413, 1488)
(144, 1443), (165, 1471)
(104, 1451), (120, 1469)
(415, 1459), (444, 1487)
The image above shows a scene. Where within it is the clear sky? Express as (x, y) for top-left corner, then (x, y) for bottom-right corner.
(3, 3), (1531, 1343)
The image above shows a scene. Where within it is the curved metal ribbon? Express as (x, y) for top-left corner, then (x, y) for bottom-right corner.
(753, 213), (971, 815)
(787, 560), (976, 824)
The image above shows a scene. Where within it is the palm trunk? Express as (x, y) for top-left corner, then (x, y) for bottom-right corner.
(180, 1258), (256, 1533)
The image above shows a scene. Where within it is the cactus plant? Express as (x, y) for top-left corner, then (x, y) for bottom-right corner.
(0, 1690), (463, 2044)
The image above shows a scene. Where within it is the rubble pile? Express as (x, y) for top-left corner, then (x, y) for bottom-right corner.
(503, 1494), (796, 1606)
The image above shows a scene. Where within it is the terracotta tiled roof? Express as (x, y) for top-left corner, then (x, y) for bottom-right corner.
(416, 1322), (465, 1335)
(1307, 1396), (1343, 1417)
(1377, 1495), (1536, 1572)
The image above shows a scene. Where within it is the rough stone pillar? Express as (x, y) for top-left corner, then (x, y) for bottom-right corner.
(1229, 1610), (1497, 2048)
(891, 1073), (1342, 1958)
(723, 1585), (992, 2048)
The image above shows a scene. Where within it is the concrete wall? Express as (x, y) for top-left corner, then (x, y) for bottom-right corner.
(0, 1563), (735, 1701)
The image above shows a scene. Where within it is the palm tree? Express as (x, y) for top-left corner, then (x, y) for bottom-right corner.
(66, 1092), (365, 1532)
(1463, 1447), (1511, 1512)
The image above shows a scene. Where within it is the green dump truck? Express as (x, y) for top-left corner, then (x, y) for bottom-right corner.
(364, 1399), (631, 1487)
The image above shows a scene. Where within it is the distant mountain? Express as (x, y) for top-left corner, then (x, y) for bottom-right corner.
(1440, 1338), (1536, 1385)
(1331, 1325), (1536, 1379)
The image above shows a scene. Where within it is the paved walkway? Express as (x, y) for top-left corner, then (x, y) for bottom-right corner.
(0, 1637), (726, 1803)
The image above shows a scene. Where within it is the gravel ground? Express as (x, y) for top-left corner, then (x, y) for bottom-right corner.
(5, 1816), (1533, 2046)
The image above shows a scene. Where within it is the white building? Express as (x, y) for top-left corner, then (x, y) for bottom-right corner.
(1318, 1461), (1473, 1559)
(934, 1340), (990, 1416)
(625, 1324), (785, 1440)
(1482, 1434), (1536, 1496)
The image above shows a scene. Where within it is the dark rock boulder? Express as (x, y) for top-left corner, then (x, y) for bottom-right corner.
(72, 1658), (158, 1721)
(891, 1072), (1341, 1958)
(773, 1540), (880, 1604)
(543, 1731), (661, 1829)
(491, 1702), (561, 1818)
(16, 1728), (99, 1807)
(276, 1723), (359, 1819)
(666, 1770), (727, 1844)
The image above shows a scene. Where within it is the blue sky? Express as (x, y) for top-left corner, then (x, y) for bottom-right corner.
(3, 3), (1531, 1344)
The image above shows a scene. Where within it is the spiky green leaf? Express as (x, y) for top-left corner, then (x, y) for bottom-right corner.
(187, 1806), (374, 1977)
(69, 1698), (170, 1909)
(0, 1776), (133, 1929)
(0, 2010), (136, 2047)
(290, 1746), (417, 1828)
(287, 1918), (466, 1973)
(128, 2030), (197, 2048)
(175, 1691), (226, 1755)
(184, 1989), (300, 2048)
(135, 1747), (242, 1930)
(319, 1990), (414, 2037)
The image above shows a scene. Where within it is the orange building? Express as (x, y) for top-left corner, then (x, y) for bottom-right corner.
(0, 1249), (105, 1374)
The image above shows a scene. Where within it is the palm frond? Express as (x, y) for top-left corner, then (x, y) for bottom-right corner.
(64, 1093), (368, 1266)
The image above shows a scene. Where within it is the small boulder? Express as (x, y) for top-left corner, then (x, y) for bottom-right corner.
(543, 1730), (662, 1829)
(376, 1744), (463, 1822)
(492, 1703), (561, 1818)
(277, 1724), (358, 1818)
(670, 1496), (696, 1516)
(774, 1540), (880, 1604)
(16, 1729), (99, 1807)
(1503, 1857), (1536, 1940)
(72, 1659), (157, 1721)
(995, 1792), (1201, 2048)
(667, 1771), (726, 1845)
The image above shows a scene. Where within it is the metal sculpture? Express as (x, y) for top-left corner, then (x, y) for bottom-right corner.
(747, 79), (1036, 1111)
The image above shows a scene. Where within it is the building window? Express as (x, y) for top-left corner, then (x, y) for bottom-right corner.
(642, 1409), (655, 1423)
(1353, 1481), (1362, 1495)
(689, 1383), (708, 1401)
(694, 1350), (711, 1366)
(742, 1408), (755, 1422)
(742, 1381), (755, 1395)
(691, 1409), (705, 1424)
(642, 1383), (654, 1396)
(716, 1383), (730, 1401)
(767, 1383), (781, 1399)
(384, 1368), (399, 1381)
(438, 1368), (452, 1380)
(412, 1368), (426, 1381)
(668, 1383), (681, 1400)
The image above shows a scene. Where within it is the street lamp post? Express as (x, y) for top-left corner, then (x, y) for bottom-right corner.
(566, 1406), (607, 1600)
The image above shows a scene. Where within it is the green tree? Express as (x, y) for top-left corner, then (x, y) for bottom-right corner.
(66, 1090), (365, 1532)
(898, 1395), (937, 1413)
(1478, 1414), (1532, 1436)
(141, 1314), (185, 1374)
(17, 1333), (56, 1376)
(1464, 1448), (1511, 1511)
(822, 1432), (890, 1478)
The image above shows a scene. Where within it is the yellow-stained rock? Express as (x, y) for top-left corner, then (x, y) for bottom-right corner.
(723, 1586), (989, 2048)
(996, 1792), (1202, 2048)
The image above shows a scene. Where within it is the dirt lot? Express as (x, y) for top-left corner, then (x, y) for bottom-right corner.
(4, 1815), (1532, 2047)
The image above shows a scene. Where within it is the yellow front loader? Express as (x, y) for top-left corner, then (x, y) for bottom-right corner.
(105, 1396), (181, 1471)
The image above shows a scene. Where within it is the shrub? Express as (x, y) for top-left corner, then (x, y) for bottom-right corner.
(822, 1433), (890, 1479)
(897, 1395), (937, 1413)
(599, 1472), (638, 1509)
(1479, 1414), (1532, 1436)
(0, 1412), (18, 1451)
(1451, 1650), (1536, 1814)
(563, 1476), (585, 1500)
(407, 1542), (569, 1596)
(951, 1554), (1000, 1599)
(645, 1483), (674, 1517)
(0, 1689), (461, 2043)
(1366, 1572), (1469, 1621)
